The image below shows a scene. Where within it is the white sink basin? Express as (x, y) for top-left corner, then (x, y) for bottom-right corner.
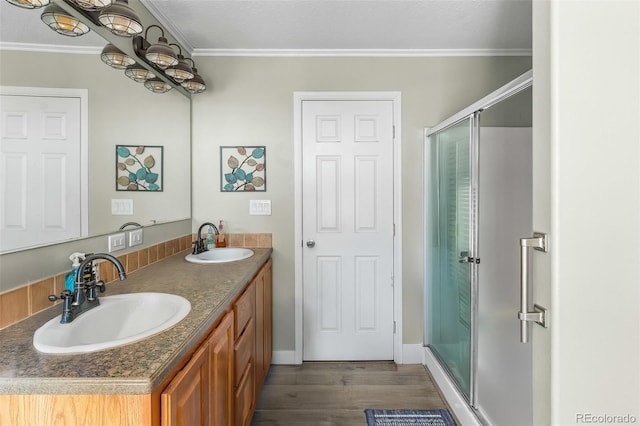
(185, 248), (254, 264)
(33, 292), (191, 354)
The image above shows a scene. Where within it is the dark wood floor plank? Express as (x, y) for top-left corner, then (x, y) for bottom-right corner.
(252, 361), (455, 425)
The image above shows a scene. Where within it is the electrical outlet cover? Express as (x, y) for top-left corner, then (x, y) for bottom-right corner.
(249, 199), (272, 215)
(129, 229), (143, 247)
(108, 233), (126, 252)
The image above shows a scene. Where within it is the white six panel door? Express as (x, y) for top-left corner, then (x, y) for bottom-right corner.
(1, 94), (82, 251)
(302, 100), (394, 360)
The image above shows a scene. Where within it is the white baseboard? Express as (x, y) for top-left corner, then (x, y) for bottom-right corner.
(423, 347), (481, 426)
(271, 350), (299, 365)
(272, 347), (423, 365)
(401, 344), (424, 364)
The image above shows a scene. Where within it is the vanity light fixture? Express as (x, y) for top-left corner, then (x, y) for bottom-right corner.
(5, 0), (49, 8)
(181, 59), (206, 94)
(71, 0), (112, 11)
(165, 44), (194, 83)
(98, 0), (142, 37)
(100, 43), (135, 69)
(124, 63), (155, 83)
(40, 3), (89, 36)
(135, 24), (178, 69)
(144, 77), (172, 94)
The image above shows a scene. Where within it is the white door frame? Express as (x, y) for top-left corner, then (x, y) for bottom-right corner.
(0, 86), (89, 245)
(293, 91), (402, 364)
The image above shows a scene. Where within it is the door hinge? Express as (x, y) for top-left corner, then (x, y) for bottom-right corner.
(392, 125), (396, 139)
(393, 321), (396, 334)
(393, 223), (395, 237)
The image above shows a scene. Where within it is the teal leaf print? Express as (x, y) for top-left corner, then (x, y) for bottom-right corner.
(117, 146), (131, 158)
(252, 147), (265, 159)
(225, 173), (237, 184)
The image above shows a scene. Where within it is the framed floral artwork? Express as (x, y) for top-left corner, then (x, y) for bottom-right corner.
(220, 146), (266, 192)
(116, 145), (163, 191)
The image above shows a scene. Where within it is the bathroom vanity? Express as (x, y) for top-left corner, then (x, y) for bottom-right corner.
(0, 248), (273, 426)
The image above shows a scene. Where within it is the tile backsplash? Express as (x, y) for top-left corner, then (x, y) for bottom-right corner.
(0, 233), (272, 330)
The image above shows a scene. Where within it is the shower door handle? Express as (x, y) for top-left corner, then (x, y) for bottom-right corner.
(459, 251), (479, 264)
(518, 232), (549, 343)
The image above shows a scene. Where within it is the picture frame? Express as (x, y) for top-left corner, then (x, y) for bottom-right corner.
(220, 146), (266, 192)
(116, 145), (164, 191)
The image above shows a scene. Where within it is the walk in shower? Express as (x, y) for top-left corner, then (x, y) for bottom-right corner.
(424, 71), (533, 425)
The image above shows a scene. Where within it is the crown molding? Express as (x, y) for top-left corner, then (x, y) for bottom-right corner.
(0, 42), (101, 54)
(1, 43), (532, 58)
(193, 48), (533, 58)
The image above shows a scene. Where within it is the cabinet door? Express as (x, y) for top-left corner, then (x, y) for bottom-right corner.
(162, 342), (209, 426)
(254, 267), (265, 391)
(263, 260), (273, 375)
(255, 260), (273, 392)
(209, 311), (235, 426)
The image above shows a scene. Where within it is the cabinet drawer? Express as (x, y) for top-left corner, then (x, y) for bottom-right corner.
(234, 318), (255, 383)
(234, 283), (255, 338)
(234, 362), (255, 426)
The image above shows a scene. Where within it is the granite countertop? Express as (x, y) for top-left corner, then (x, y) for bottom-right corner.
(0, 247), (272, 395)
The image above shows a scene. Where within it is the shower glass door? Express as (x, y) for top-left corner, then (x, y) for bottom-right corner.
(425, 117), (475, 397)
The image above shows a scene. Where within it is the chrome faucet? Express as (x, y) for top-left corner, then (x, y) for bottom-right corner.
(193, 222), (219, 254)
(49, 253), (126, 324)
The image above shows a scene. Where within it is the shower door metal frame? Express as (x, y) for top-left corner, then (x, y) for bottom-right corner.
(424, 111), (480, 405)
(424, 70), (533, 414)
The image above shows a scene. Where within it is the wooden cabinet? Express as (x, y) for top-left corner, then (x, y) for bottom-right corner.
(161, 312), (234, 426)
(162, 310), (235, 426)
(208, 311), (235, 426)
(234, 361), (254, 426)
(1, 258), (272, 426)
(233, 283), (256, 426)
(161, 341), (209, 426)
(254, 259), (272, 394)
(163, 260), (272, 426)
(231, 258), (272, 425)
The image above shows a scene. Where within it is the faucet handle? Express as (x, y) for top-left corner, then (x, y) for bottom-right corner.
(48, 290), (72, 303)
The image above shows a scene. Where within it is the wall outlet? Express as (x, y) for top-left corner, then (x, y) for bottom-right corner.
(108, 233), (126, 252)
(249, 199), (272, 215)
(129, 229), (143, 247)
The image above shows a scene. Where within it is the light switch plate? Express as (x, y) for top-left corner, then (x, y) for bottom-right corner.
(129, 229), (143, 247)
(249, 199), (272, 215)
(111, 199), (134, 216)
(108, 233), (126, 252)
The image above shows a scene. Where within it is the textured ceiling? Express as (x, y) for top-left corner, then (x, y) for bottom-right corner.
(0, 0), (532, 55)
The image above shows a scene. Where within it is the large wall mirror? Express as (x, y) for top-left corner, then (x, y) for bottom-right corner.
(0, 0), (191, 254)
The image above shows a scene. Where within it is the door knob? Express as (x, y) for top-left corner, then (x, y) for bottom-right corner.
(306, 240), (315, 248)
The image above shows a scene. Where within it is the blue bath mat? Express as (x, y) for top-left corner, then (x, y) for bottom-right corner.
(364, 409), (456, 426)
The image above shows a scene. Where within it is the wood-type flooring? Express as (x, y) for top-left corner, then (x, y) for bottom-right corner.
(252, 361), (456, 425)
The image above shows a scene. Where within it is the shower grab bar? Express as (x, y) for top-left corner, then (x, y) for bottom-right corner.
(518, 232), (549, 343)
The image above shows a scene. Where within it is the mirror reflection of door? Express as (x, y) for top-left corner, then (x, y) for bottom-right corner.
(1, 88), (87, 252)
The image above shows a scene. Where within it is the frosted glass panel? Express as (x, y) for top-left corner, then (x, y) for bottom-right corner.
(426, 118), (472, 397)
